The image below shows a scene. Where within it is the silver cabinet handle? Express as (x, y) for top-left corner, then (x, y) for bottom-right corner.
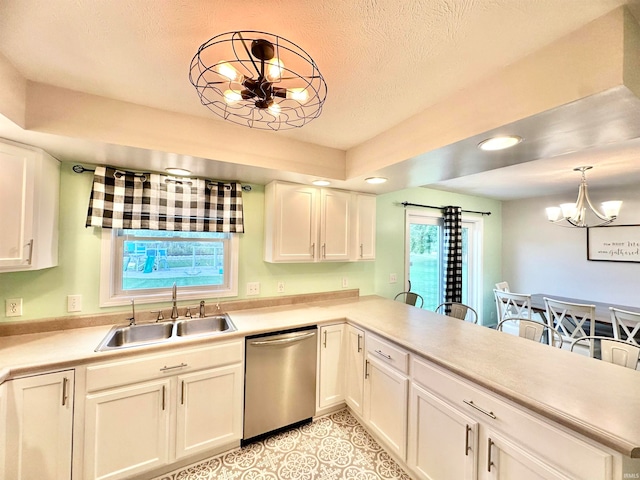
(465, 424), (471, 456)
(322, 243), (326, 258)
(181, 380), (185, 405)
(323, 330), (327, 348)
(250, 331), (316, 346)
(160, 362), (188, 372)
(463, 399), (497, 419)
(61, 377), (69, 406)
(25, 239), (34, 265)
(365, 359), (370, 378)
(162, 385), (166, 410)
(360, 243), (364, 258)
(374, 349), (392, 360)
(487, 437), (495, 472)
(311, 243), (315, 258)
(357, 334), (362, 352)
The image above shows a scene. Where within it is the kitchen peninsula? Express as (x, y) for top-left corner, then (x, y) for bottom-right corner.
(1, 294), (639, 479)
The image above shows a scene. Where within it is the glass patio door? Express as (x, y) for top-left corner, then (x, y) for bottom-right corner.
(405, 211), (480, 312)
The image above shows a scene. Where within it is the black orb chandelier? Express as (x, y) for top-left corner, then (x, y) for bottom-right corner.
(189, 31), (327, 130)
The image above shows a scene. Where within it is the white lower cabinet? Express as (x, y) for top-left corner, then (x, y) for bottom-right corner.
(317, 323), (345, 410)
(410, 356), (615, 480)
(364, 334), (409, 460)
(408, 382), (478, 480)
(4, 370), (74, 480)
(344, 324), (365, 415)
(82, 341), (243, 480)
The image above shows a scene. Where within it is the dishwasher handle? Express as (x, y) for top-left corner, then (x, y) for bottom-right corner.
(249, 331), (316, 346)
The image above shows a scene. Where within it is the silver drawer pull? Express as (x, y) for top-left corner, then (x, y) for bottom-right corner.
(160, 362), (188, 372)
(374, 349), (392, 360)
(463, 399), (497, 419)
(250, 331), (316, 346)
(357, 334), (362, 352)
(25, 239), (34, 265)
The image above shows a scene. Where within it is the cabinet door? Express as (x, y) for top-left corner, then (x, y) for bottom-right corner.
(482, 429), (572, 480)
(266, 182), (318, 262)
(0, 143), (34, 268)
(84, 379), (170, 480)
(5, 370), (74, 480)
(354, 193), (376, 260)
(345, 325), (365, 415)
(319, 189), (351, 261)
(318, 324), (345, 409)
(364, 356), (409, 460)
(175, 364), (243, 460)
(408, 383), (478, 480)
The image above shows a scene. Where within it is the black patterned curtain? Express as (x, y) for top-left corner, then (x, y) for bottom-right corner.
(86, 166), (244, 233)
(443, 206), (463, 304)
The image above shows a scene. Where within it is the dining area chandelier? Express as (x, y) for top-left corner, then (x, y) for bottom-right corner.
(189, 31), (327, 130)
(546, 166), (622, 228)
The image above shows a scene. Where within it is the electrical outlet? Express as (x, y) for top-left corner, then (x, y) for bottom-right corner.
(277, 281), (285, 293)
(5, 298), (23, 317)
(342, 277), (348, 288)
(246, 282), (260, 296)
(389, 273), (397, 284)
(67, 294), (82, 312)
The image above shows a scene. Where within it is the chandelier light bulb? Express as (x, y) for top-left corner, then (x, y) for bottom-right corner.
(601, 201), (622, 218)
(266, 58), (284, 81)
(268, 102), (281, 116)
(223, 89), (242, 103)
(287, 88), (309, 103)
(216, 62), (243, 83)
(545, 207), (562, 222)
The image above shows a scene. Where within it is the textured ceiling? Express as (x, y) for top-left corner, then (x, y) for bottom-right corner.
(1, 0), (639, 198)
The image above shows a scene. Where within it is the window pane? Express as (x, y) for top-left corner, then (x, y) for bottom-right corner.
(118, 229), (228, 292)
(408, 223), (441, 310)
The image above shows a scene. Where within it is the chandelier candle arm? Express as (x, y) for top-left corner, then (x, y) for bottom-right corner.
(546, 166), (622, 228)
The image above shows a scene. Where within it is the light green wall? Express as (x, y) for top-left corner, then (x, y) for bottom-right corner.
(0, 163), (502, 323)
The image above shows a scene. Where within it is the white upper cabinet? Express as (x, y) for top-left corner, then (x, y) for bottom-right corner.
(0, 140), (60, 272)
(352, 193), (376, 261)
(264, 181), (375, 263)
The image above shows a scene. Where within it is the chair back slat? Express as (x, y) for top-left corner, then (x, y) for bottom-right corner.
(435, 302), (478, 324)
(494, 290), (532, 322)
(544, 298), (596, 356)
(497, 317), (563, 348)
(609, 307), (640, 346)
(571, 336), (640, 369)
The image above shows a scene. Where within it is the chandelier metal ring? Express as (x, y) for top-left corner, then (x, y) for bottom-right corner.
(189, 31), (328, 130)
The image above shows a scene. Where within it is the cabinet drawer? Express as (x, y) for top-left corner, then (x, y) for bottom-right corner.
(412, 357), (613, 480)
(366, 334), (409, 374)
(86, 340), (243, 392)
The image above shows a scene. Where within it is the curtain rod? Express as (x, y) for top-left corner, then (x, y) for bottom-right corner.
(72, 164), (252, 192)
(401, 201), (491, 216)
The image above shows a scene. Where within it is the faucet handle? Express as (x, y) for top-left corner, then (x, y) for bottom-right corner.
(185, 306), (192, 318)
(151, 310), (165, 322)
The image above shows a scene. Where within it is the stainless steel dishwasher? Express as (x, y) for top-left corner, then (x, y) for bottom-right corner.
(244, 326), (317, 441)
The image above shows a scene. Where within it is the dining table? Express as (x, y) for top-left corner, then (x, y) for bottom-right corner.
(529, 293), (640, 337)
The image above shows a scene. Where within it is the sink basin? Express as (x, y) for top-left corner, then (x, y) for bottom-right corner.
(176, 314), (237, 336)
(96, 322), (175, 351)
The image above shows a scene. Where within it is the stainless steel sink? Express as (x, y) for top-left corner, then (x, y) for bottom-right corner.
(95, 314), (237, 351)
(175, 315), (236, 336)
(96, 322), (175, 351)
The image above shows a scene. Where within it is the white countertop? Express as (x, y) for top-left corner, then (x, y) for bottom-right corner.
(1, 295), (639, 458)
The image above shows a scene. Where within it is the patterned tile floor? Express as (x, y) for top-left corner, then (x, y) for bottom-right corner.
(153, 409), (412, 479)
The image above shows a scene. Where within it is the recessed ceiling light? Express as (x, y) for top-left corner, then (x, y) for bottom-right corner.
(365, 177), (388, 184)
(312, 179), (331, 186)
(165, 167), (191, 176)
(477, 135), (522, 151)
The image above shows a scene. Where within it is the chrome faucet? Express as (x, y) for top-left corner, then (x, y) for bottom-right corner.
(170, 283), (179, 320)
(128, 299), (136, 325)
(199, 300), (206, 318)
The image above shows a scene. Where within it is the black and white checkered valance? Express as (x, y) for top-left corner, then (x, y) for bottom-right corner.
(86, 166), (244, 233)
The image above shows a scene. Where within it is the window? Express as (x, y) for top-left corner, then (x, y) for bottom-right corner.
(405, 210), (483, 313)
(100, 229), (238, 306)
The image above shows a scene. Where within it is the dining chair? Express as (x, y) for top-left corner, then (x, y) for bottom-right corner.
(544, 297), (596, 356)
(570, 336), (640, 369)
(495, 281), (510, 292)
(435, 302), (478, 324)
(394, 291), (424, 308)
(496, 317), (563, 348)
(494, 290), (532, 323)
(609, 307), (640, 346)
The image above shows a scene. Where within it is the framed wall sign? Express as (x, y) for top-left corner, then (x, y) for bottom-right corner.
(587, 225), (640, 262)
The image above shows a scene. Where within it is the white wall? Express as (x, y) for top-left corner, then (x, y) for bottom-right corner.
(502, 184), (640, 305)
